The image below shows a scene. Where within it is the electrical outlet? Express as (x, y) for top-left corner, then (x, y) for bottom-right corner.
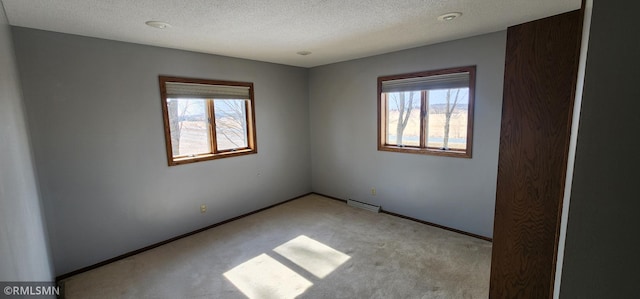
(200, 204), (206, 213)
(371, 188), (376, 196)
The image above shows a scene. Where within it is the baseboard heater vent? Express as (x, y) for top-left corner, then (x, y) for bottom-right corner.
(347, 199), (380, 213)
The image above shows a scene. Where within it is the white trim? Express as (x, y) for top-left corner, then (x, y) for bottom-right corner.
(554, 1), (593, 298)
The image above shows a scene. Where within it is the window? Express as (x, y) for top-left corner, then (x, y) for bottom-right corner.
(159, 76), (257, 166)
(378, 66), (475, 158)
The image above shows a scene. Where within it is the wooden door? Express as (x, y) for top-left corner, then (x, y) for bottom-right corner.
(490, 9), (584, 298)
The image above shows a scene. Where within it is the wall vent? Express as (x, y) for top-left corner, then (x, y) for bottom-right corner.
(347, 199), (380, 213)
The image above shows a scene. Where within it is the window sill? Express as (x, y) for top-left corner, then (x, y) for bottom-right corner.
(169, 148), (257, 166)
(378, 145), (471, 158)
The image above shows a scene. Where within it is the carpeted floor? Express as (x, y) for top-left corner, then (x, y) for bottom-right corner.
(61, 194), (491, 298)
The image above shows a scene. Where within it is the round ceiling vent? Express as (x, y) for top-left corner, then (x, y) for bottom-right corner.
(438, 12), (462, 21)
(145, 21), (172, 29)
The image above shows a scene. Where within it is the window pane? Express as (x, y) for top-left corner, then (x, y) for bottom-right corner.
(427, 88), (469, 150)
(214, 99), (248, 151)
(167, 98), (211, 157)
(385, 91), (421, 147)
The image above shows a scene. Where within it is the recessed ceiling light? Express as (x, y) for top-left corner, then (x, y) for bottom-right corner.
(438, 12), (462, 21)
(296, 51), (312, 56)
(145, 21), (171, 29)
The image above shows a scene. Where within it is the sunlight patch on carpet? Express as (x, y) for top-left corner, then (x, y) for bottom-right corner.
(273, 235), (351, 279)
(223, 253), (313, 299)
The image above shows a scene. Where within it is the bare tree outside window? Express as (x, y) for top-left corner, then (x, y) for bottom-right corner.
(159, 76), (257, 166)
(167, 99), (180, 153)
(378, 66), (475, 158)
(166, 99), (210, 157)
(428, 88), (469, 150)
(214, 99), (248, 151)
(443, 89), (461, 149)
(386, 91), (420, 146)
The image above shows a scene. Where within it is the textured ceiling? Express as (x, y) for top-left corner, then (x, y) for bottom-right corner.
(1, 0), (580, 67)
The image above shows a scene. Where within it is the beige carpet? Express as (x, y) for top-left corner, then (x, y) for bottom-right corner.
(61, 194), (491, 298)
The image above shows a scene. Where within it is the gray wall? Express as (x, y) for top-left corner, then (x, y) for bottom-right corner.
(308, 32), (506, 238)
(0, 5), (53, 281)
(560, 0), (640, 297)
(12, 27), (311, 275)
